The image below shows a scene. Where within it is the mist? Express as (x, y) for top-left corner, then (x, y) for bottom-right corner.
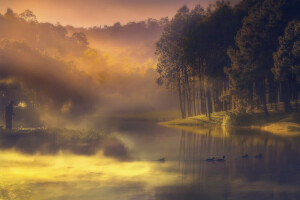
(0, 9), (178, 128)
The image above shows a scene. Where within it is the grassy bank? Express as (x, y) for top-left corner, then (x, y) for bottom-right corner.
(159, 102), (300, 136)
(159, 111), (226, 127)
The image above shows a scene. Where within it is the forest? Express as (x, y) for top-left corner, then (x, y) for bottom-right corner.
(156, 0), (300, 120)
(0, 9), (176, 127)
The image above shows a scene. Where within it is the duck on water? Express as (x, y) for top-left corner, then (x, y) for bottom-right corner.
(205, 157), (215, 162)
(205, 156), (225, 162)
(216, 155), (225, 162)
(205, 154), (262, 162)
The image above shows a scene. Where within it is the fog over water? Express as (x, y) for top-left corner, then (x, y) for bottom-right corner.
(1, 123), (299, 200)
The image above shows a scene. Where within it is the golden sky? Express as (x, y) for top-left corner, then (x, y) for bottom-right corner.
(0, 0), (240, 27)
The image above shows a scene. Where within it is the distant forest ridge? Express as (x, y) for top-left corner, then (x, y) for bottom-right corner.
(66, 17), (168, 63)
(0, 8), (177, 127)
(66, 17), (168, 43)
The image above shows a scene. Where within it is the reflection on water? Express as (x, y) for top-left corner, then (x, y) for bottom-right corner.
(0, 122), (300, 200)
(0, 129), (129, 160)
(177, 128), (300, 200)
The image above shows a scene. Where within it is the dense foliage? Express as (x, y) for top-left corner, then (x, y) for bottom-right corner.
(156, 0), (300, 119)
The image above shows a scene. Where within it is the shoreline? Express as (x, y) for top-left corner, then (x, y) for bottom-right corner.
(159, 110), (300, 136)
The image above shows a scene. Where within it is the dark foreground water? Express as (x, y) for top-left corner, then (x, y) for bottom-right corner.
(0, 120), (300, 200)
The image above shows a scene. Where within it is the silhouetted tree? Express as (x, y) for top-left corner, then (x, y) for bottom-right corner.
(226, 0), (299, 117)
(273, 20), (300, 111)
(72, 32), (89, 46)
(20, 10), (37, 23)
(156, 0), (300, 119)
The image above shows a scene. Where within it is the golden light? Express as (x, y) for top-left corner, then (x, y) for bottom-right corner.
(17, 101), (27, 109)
(0, 150), (184, 199)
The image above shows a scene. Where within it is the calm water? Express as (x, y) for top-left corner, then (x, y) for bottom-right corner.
(0, 120), (300, 200)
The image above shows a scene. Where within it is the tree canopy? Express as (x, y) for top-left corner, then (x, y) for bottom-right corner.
(156, 0), (300, 118)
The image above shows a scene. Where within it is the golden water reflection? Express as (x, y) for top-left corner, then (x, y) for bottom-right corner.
(0, 150), (183, 200)
(1, 123), (300, 200)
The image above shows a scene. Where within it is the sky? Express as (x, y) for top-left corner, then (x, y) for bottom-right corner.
(0, 0), (240, 27)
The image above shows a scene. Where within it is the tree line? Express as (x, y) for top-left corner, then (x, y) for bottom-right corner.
(66, 18), (168, 45)
(156, 0), (300, 119)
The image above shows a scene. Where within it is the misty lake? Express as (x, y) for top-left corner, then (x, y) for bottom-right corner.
(1, 120), (300, 200)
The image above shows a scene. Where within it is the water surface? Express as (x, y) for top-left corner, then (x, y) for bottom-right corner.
(0, 120), (300, 200)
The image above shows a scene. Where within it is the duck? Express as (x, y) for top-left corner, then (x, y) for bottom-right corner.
(205, 157), (215, 162)
(255, 153), (262, 159)
(157, 157), (166, 162)
(242, 154), (249, 159)
(216, 155), (226, 162)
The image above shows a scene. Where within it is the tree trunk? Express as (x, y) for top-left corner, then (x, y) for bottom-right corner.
(193, 82), (197, 116)
(183, 61), (192, 117)
(177, 65), (185, 118)
(282, 81), (292, 112)
(210, 84), (215, 113)
(205, 77), (212, 120)
(257, 79), (269, 119)
(196, 88), (200, 115)
(181, 64), (186, 118)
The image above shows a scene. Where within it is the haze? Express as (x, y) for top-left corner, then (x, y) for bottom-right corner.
(0, 0), (240, 27)
(0, 0), (241, 128)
